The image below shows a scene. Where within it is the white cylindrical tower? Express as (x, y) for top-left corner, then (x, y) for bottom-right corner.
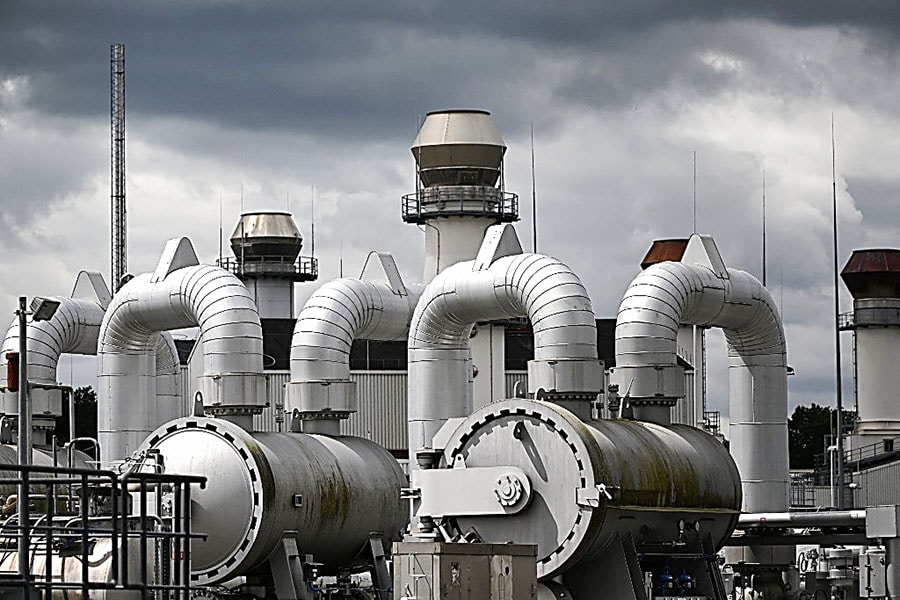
(403, 109), (519, 282)
(219, 211), (318, 369)
(403, 110), (520, 409)
(841, 249), (900, 439)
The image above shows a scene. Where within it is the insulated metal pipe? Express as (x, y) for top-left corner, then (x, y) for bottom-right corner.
(98, 265), (264, 460)
(613, 260), (788, 515)
(286, 277), (423, 432)
(737, 510), (866, 529)
(0, 297), (181, 434)
(290, 278), (423, 381)
(0, 297), (103, 388)
(408, 252), (600, 457)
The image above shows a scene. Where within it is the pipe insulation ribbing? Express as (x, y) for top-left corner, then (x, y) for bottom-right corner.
(408, 253), (599, 455)
(614, 261), (788, 513)
(98, 265), (264, 460)
(0, 298), (180, 426)
(1, 298), (104, 388)
(290, 278), (424, 382)
(286, 277), (424, 433)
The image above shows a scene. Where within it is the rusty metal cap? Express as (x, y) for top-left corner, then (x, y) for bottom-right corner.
(841, 249), (900, 298)
(640, 239), (690, 270)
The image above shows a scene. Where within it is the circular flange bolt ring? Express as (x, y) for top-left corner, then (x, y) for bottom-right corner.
(494, 473), (525, 506)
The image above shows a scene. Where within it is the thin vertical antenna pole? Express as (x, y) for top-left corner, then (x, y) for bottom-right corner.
(692, 151), (697, 233)
(832, 114), (845, 509)
(531, 122), (537, 254)
(762, 166), (767, 287)
(240, 184), (245, 276)
(310, 185), (315, 258)
(218, 191), (223, 265)
(110, 43), (127, 291)
(339, 240), (343, 278)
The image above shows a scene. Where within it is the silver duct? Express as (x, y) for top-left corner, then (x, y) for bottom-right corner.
(408, 226), (602, 458)
(0, 297), (104, 428)
(98, 238), (265, 460)
(0, 295), (181, 438)
(153, 332), (182, 425)
(612, 253), (788, 516)
(286, 254), (423, 435)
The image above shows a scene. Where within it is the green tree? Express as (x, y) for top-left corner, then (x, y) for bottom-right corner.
(54, 386), (97, 443)
(788, 403), (856, 469)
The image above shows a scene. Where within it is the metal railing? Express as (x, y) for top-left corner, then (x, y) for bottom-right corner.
(0, 463), (205, 599)
(838, 311), (855, 330)
(402, 187), (519, 224)
(703, 410), (721, 436)
(789, 472), (818, 508)
(844, 434), (900, 467)
(217, 255), (318, 281)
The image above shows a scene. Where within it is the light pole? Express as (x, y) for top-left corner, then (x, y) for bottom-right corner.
(14, 295), (60, 581)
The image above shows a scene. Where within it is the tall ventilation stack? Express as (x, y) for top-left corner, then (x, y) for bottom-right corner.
(219, 212), (318, 369)
(840, 249), (900, 444)
(403, 110), (519, 408)
(639, 238), (707, 428)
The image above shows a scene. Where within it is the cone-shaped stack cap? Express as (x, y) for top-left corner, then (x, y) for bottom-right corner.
(411, 109), (506, 188)
(841, 249), (900, 298)
(230, 212), (302, 262)
(640, 239), (690, 270)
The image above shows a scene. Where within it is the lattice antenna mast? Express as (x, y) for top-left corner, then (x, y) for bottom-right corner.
(111, 43), (127, 291)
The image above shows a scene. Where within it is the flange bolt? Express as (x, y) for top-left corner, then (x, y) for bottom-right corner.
(494, 474), (524, 506)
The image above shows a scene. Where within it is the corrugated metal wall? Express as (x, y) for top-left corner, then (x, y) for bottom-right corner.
(504, 371), (528, 398)
(852, 461), (900, 508)
(343, 371), (408, 450)
(247, 371), (409, 451)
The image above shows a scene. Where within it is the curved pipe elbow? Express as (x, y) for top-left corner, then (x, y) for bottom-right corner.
(408, 252), (601, 453)
(289, 278), (424, 383)
(1, 297), (105, 387)
(410, 253), (598, 360)
(98, 265), (263, 459)
(99, 266), (263, 376)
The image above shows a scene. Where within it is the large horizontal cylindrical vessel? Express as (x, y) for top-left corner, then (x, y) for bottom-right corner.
(142, 417), (407, 584)
(441, 399), (741, 579)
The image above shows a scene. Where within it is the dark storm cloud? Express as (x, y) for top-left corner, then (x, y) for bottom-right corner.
(2, 0), (899, 144)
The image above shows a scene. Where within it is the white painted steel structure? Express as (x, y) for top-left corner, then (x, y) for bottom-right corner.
(853, 299), (900, 437)
(612, 234), (788, 517)
(98, 238), (265, 461)
(407, 225), (602, 457)
(411, 110), (508, 283)
(0, 275), (180, 447)
(286, 262), (423, 434)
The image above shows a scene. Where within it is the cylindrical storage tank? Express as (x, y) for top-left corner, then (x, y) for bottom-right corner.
(441, 399), (741, 579)
(0, 538), (147, 599)
(142, 417), (407, 585)
(0, 445), (92, 497)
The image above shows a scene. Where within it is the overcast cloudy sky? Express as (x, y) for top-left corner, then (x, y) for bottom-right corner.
(2, 1), (900, 422)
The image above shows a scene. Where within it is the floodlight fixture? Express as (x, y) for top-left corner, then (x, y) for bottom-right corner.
(30, 297), (60, 322)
